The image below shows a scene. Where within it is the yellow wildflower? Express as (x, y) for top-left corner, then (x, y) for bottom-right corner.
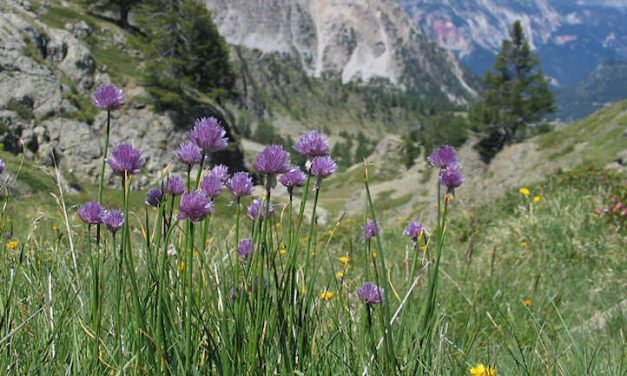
(178, 261), (185, 272)
(371, 252), (378, 258)
(444, 193), (455, 204)
(274, 223), (281, 230)
(469, 363), (497, 376)
(336, 271), (345, 279)
(339, 256), (350, 265)
(319, 291), (334, 301)
(7, 240), (18, 250)
(533, 196), (542, 203)
(52, 225), (60, 232)
(523, 299), (532, 307)
(520, 241), (528, 248)
(279, 248), (287, 256)
(519, 187), (530, 196)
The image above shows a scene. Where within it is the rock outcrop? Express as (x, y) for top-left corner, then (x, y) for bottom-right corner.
(205, 0), (476, 104)
(0, 1), (245, 187)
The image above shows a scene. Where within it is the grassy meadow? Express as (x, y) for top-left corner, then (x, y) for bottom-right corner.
(0, 137), (624, 374)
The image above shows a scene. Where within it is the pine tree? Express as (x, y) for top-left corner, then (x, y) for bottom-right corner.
(470, 20), (554, 162)
(135, 0), (236, 110)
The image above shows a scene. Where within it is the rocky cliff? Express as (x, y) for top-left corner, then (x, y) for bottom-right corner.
(205, 0), (477, 104)
(0, 1), (245, 187)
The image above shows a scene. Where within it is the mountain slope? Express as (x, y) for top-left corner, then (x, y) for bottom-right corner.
(204, 0), (477, 104)
(319, 100), (627, 220)
(398, 0), (627, 87)
(555, 61), (627, 121)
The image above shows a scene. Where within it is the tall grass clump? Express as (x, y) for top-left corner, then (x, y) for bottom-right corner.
(0, 85), (624, 375)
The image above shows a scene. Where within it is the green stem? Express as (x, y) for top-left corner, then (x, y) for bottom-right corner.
(113, 233), (123, 362)
(98, 110), (111, 204)
(122, 173), (144, 365)
(185, 222), (195, 374)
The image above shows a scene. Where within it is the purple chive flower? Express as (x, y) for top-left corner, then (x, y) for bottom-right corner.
(357, 282), (384, 305)
(253, 145), (290, 176)
(279, 167), (306, 193)
(247, 198), (274, 220)
(200, 172), (224, 199)
(428, 145), (458, 169)
(227, 172), (254, 197)
(439, 166), (464, 192)
(361, 219), (380, 241)
(310, 156), (337, 178)
(102, 209), (124, 234)
(78, 201), (104, 225)
(165, 175), (185, 196)
(107, 143), (144, 176)
(178, 190), (214, 222)
(210, 164), (229, 182)
(188, 117), (228, 152)
(294, 130), (330, 159)
(145, 188), (164, 207)
(238, 238), (254, 261)
(404, 221), (424, 241)
(0, 160), (5, 174)
(92, 83), (124, 110)
(175, 141), (203, 166)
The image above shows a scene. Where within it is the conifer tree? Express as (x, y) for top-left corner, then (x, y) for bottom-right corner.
(135, 0), (236, 110)
(470, 20), (554, 162)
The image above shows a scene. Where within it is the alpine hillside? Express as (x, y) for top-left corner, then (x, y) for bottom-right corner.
(204, 0), (477, 104)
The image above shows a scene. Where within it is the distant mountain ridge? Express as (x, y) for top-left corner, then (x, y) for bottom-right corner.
(555, 61), (627, 121)
(397, 0), (627, 87)
(204, 0), (477, 104)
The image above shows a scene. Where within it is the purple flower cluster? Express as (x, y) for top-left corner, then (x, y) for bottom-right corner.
(165, 175), (185, 196)
(238, 238), (254, 261)
(247, 198), (274, 221)
(210, 165), (229, 182)
(428, 146), (463, 192)
(102, 209), (125, 234)
(404, 221), (424, 241)
(294, 130), (329, 159)
(279, 167), (306, 193)
(188, 117), (228, 153)
(227, 172), (253, 197)
(178, 190), (213, 222)
(200, 172), (224, 199)
(439, 167), (464, 191)
(78, 202), (124, 234)
(357, 282), (384, 305)
(0, 159), (5, 174)
(361, 219), (380, 241)
(107, 143), (145, 176)
(175, 141), (203, 166)
(92, 83), (124, 111)
(78, 201), (105, 225)
(253, 145), (290, 176)
(427, 145), (458, 169)
(311, 156), (337, 188)
(145, 188), (164, 207)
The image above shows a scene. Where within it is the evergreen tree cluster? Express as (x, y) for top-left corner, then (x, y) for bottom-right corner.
(402, 114), (469, 169)
(133, 0), (236, 110)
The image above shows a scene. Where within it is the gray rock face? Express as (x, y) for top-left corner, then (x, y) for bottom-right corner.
(205, 0), (476, 103)
(0, 2), (246, 188)
(47, 28), (95, 91)
(0, 12), (64, 120)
